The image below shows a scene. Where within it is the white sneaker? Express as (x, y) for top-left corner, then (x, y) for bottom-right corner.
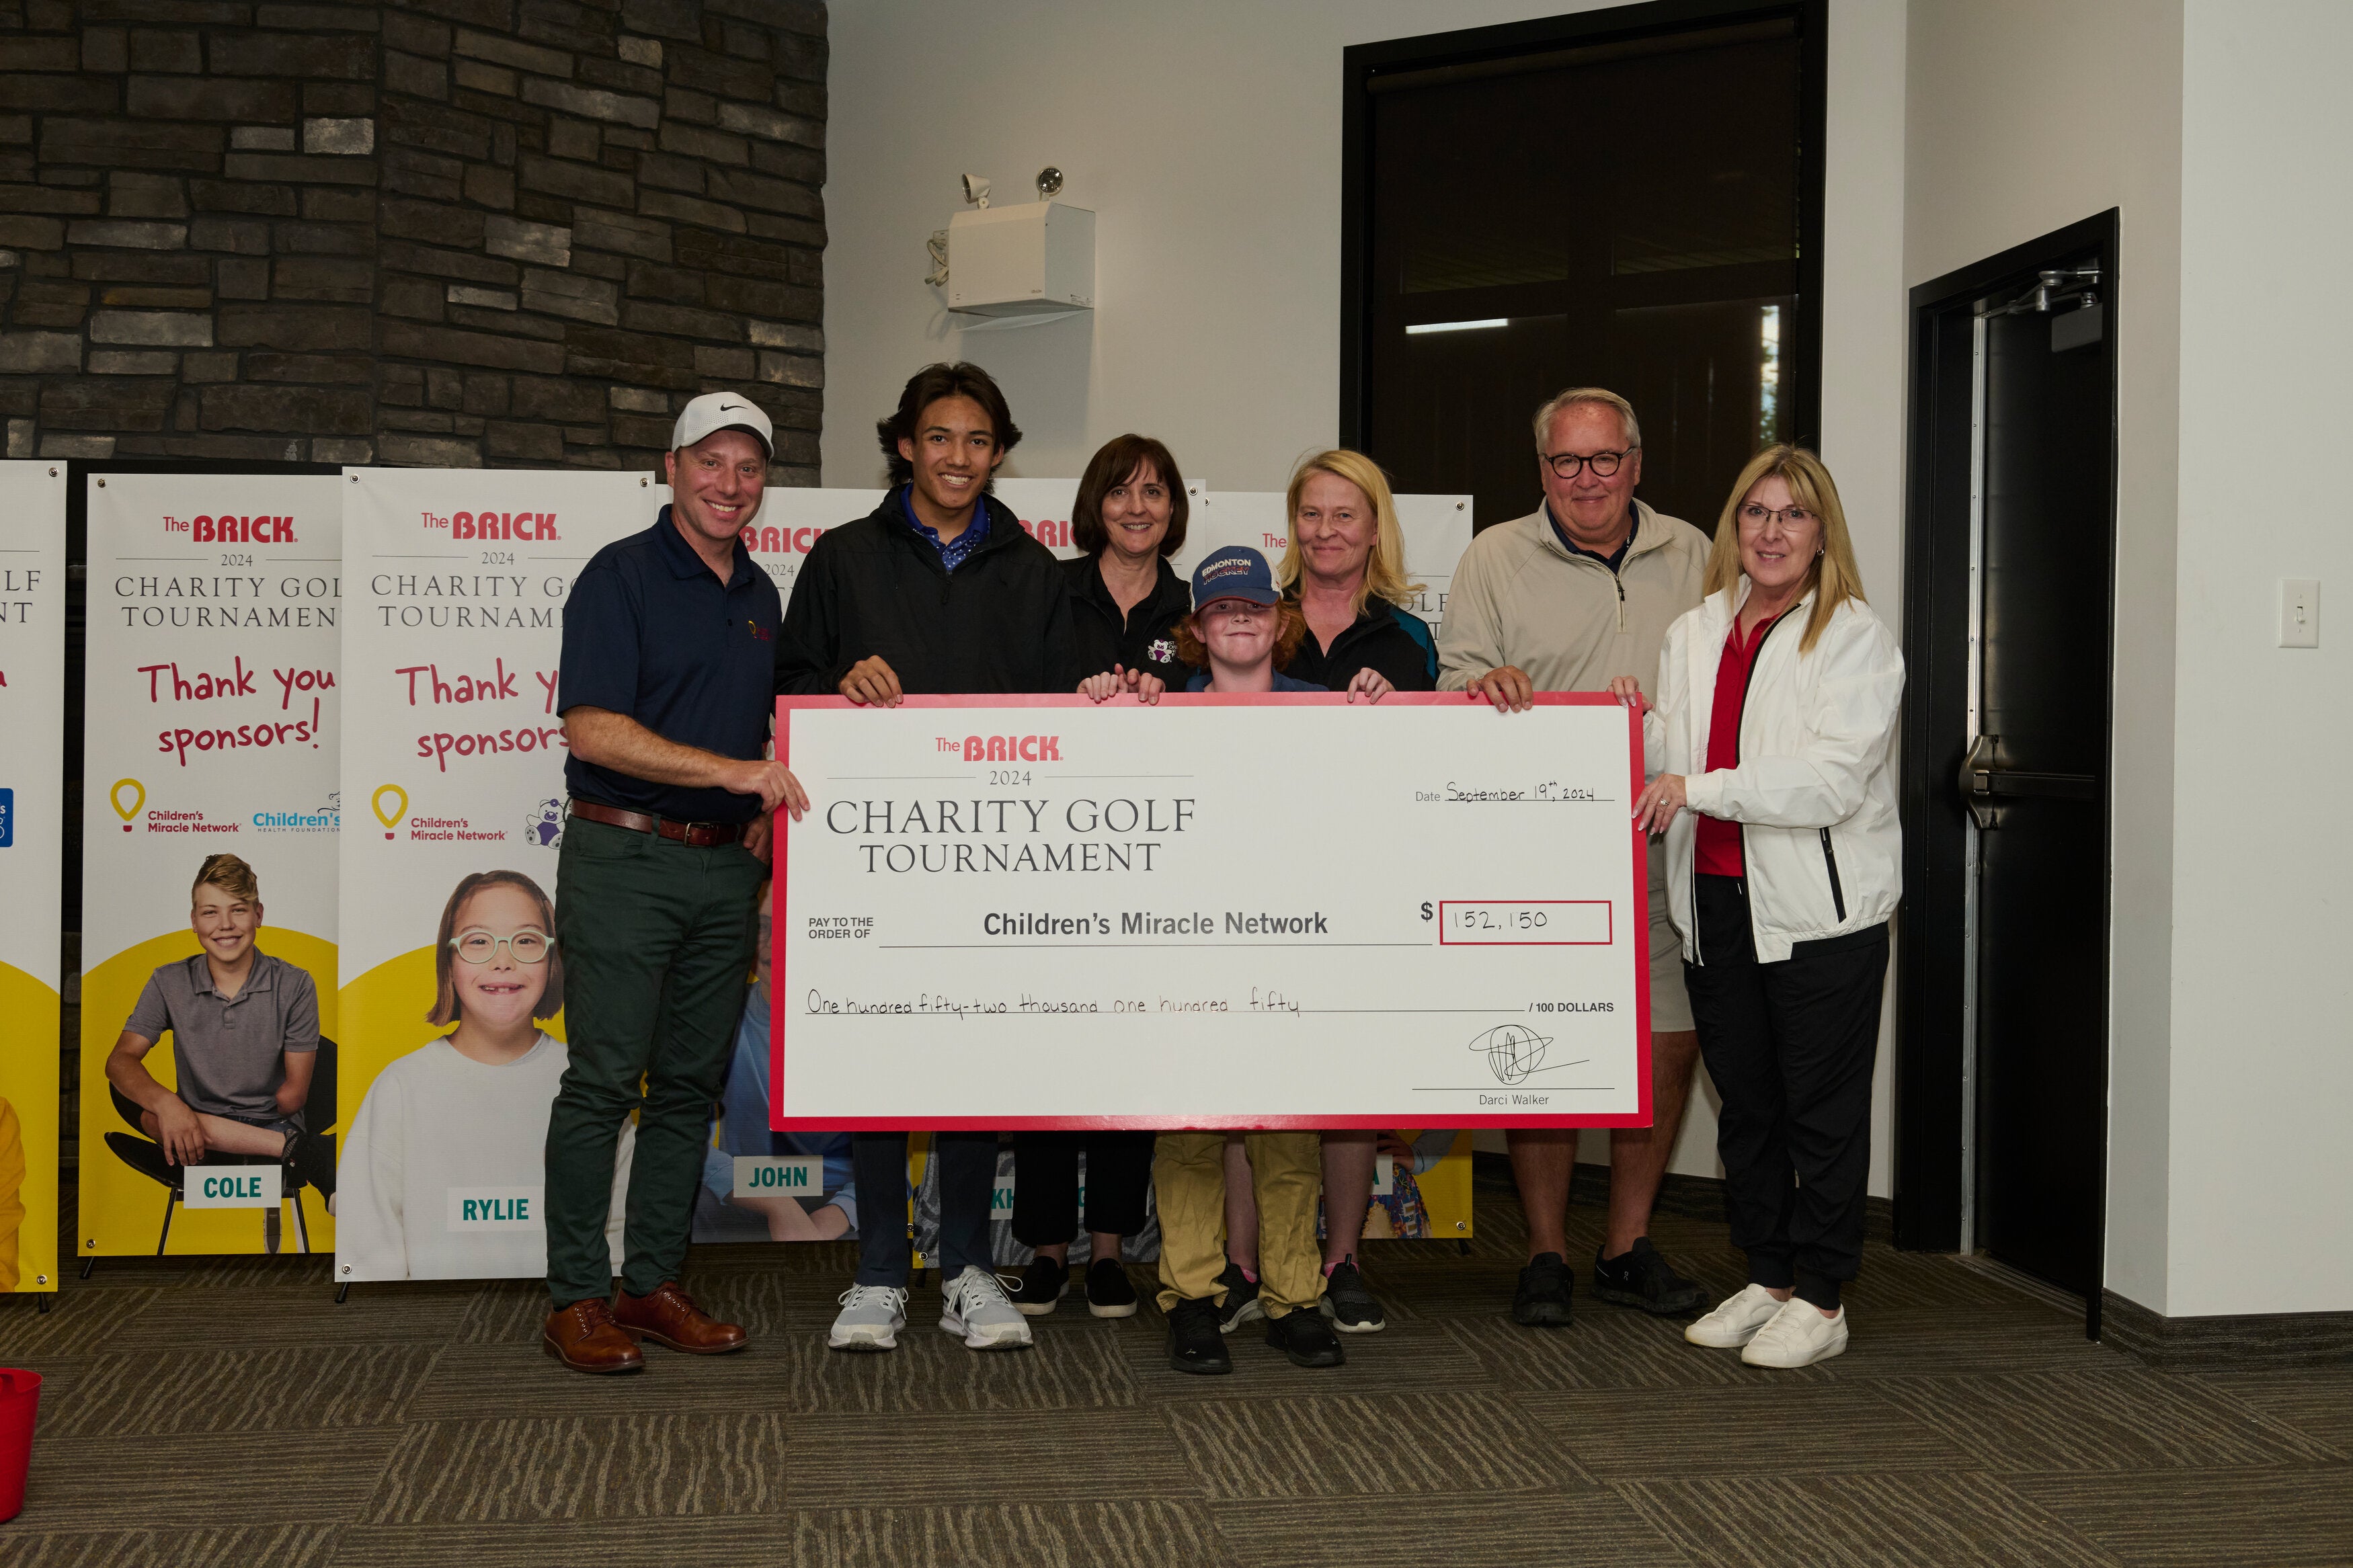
(1740, 1297), (1849, 1368)
(941, 1267), (1034, 1351)
(1684, 1283), (1786, 1348)
(828, 1283), (908, 1352)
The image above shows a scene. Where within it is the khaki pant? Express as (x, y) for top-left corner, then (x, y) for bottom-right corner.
(1153, 1131), (1324, 1318)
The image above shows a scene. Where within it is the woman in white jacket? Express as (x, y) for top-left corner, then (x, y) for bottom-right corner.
(1614, 445), (1903, 1370)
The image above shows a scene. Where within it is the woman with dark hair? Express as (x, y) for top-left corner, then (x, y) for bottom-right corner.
(1067, 433), (1192, 704)
(339, 870), (631, 1282)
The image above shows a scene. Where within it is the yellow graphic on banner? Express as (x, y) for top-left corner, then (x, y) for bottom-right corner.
(371, 784), (408, 839)
(0, 961), (60, 1292)
(109, 778), (144, 833)
(77, 927), (338, 1257)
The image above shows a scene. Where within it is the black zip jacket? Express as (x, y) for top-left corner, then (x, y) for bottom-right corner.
(1283, 599), (1439, 692)
(773, 492), (1080, 695)
(1064, 553), (1191, 688)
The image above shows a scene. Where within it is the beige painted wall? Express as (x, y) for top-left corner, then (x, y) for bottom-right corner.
(1903, 0), (2186, 1311)
(2163, 0), (2353, 1317)
(825, 0), (1913, 1194)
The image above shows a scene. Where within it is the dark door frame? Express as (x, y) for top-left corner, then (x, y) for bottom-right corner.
(1338, 0), (1829, 452)
(1896, 210), (2120, 1339)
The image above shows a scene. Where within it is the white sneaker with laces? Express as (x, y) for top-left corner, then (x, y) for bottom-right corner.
(1684, 1282), (1787, 1348)
(1740, 1296), (1849, 1368)
(941, 1266), (1034, 1350)
(828, 1283), (908, 1352)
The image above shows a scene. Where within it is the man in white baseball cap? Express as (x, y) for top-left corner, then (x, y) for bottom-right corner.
(538, 387), (805, 1374)
(671, 389), (774, 456)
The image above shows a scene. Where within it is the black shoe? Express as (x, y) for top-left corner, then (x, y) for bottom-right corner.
(1009, 1257), (1069, 1317)
(1166, 1296), (1231, 1374)
(1214, 1262), (1264, 1334)
(1590, 1237), (1706, 1316)
(283, 1131), (337, 1201)
(1265, 1309), (1346, 1368)
(1513, 1251), (1574, 1327)
(1319, 1255), (1386, 1333)
(1085, 1257), (1138, 1319)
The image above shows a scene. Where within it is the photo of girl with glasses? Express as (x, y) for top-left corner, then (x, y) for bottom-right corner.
(336, 870), (631, 1280)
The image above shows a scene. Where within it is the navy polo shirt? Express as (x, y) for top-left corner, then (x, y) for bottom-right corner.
(557, 505), (783, 823)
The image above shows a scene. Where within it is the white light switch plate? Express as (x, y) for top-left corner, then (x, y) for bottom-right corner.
(2280, 579), (2321, 648)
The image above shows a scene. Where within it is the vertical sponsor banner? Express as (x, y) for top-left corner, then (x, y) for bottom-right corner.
(0, 463), (65, 1293)
(337, 469), (663, 1283)
(79, 473), (343, 1259)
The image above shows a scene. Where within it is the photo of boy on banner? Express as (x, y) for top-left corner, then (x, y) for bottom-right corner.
(694, 882), (858, 1243)
(102, 854), (337, 1211)
(336, 870), (631, 1281)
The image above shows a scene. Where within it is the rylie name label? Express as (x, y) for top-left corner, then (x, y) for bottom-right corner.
(446, 1186), (543, 1231)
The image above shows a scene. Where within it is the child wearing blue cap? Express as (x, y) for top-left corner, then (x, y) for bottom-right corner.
(1146, 546), (1387, 1376)
(1168, 546), (1394, 700)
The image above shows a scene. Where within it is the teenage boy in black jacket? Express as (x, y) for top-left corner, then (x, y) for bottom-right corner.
(775, 362), (1078, 1354)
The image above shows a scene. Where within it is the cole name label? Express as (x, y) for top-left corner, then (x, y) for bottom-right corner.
(184, 1163), (283, 1208)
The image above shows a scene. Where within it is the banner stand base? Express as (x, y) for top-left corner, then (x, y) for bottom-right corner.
(78, 1258), (93, 1280)
(33, 1298), (48, 1315)
(335, 1284), (349, 1305)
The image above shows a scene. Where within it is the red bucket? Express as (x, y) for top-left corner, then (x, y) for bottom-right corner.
(0, 1368), (40, 1523)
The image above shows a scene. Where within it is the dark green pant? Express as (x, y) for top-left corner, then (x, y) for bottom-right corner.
(545, 815), (763, 1306)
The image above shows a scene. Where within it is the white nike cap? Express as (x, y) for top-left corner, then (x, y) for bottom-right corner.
(671, 390), (774, 456)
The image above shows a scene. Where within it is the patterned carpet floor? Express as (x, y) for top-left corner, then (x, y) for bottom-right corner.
(1, 1162), (2348, 1567)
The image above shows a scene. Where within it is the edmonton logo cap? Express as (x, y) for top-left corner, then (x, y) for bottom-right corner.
(1190, 546), (1280, 610)
(672, 391), (775, 456)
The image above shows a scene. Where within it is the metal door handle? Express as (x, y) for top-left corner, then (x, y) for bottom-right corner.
(1958, 733), (2098, 829)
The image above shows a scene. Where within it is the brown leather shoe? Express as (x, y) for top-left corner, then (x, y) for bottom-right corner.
(614, 1281), (749, 1354)
(543, 1298), (645, 1374)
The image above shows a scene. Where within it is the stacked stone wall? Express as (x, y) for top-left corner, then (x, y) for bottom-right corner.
(0, 0), (824, 475)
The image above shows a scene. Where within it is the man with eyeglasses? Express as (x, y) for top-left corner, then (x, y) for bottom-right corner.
(541, 393), (810, 1374)
(1437, 386), (1713, 1329)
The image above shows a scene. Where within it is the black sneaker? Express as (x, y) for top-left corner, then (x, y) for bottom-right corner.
(1085, 1257), (1139, 1319)
(283, 1130), (337, 1201)
(1214, 1261), (1264, 1334)
(1512, 1251), (1574, 1327)
(1265, 1309), (1346, 1368)
(1591, 1237), (1706, 1316)
(1166, 1296), (1231, 1374)
(1319, 1255), (1386, 1333)
(1008, 1257), (1069, 1317)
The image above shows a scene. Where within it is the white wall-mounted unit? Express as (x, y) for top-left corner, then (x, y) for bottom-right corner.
(947, 201), (1094, 316)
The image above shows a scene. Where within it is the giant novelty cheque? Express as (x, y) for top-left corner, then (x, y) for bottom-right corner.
(79, 472), (344, 1260)
(772, 694), (1652, 1130)
(0, 463), (65, 1294)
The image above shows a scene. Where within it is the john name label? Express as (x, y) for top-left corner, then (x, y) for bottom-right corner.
(732, 1156), (820, 1198)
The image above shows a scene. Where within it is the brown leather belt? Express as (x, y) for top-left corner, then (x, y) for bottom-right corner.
(567, 798), (745, 847)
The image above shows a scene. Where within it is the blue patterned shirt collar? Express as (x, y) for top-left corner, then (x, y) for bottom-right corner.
(899, 483), (990, 573)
